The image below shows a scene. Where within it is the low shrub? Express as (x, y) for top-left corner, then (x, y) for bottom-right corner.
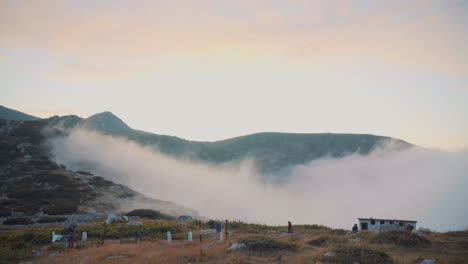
(307, 235), (345, 246)
(295, 224), (330, 231)
(288, 236), (300, 242)
(89, 176), (113, 187)
(0, 228), (55, 244)
(3, 217), (34, 225)
(371, 230), (431, 248)
(322, 245), (393, 264)
(74, 244), (86, 249)
(238, 236), (297, 251)
(43, 200), (79, 215)
(37, 216), (68, 223)
(329, 228), (349, 235)
(49, 243), (66, 251)
(0, 208), (11, 217)
(0, 244), (31, 263)
(127, 209), (160, 219)
(307, 236), (330, 246)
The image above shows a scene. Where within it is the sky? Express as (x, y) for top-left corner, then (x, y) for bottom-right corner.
(1, 0), (467, 150)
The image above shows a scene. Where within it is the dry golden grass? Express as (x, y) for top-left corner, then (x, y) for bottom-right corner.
(8, 226), (468, 264)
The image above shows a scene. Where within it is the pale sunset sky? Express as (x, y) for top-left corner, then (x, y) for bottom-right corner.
(1, 0), (467, 150)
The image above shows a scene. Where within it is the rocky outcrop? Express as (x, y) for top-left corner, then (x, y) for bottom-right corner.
(0, 119), (198, 223)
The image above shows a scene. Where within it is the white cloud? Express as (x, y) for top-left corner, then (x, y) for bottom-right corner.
(49, 128), (468, 231)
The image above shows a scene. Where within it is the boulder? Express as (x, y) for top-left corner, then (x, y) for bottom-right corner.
(48, 252), (60, 258)
(349, 237), (361, 243)
(420, 259), (436, 264)
(105, 214), (122, 224)
(32, 249), (43, 256)
(228, 243), (246, 251)
(127, 221), (143, 226)
(324, 251), (337, 257)
(418, 227), (432, 233)
(178, 215), (194, 221)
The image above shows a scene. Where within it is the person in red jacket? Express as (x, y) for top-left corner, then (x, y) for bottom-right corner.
(67, 231), (75, 248)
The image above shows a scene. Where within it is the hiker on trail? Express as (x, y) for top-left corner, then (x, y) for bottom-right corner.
(81, 231), (87, 243)
(287, 221), (293, 233)
(67, 231), (75, 249)
(135, 230), (143, 243)
(352, 224), (358, 233)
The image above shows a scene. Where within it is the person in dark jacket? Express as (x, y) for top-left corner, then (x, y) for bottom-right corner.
(287, 221), (293, 233)
(352, 224), (358, 233)
(135, 230), (143, 243)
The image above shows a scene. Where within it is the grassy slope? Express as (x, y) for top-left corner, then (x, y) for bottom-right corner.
(2, 220), (467, 264)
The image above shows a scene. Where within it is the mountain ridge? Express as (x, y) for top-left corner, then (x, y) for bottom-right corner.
(0, 105), (41, 121)
(43, 110), (413, 173)
(2, 107), (413, 173)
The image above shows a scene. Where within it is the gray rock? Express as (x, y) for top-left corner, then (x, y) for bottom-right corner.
(324, 251), (337, 257)
(177, 221), (187, 225)
(349, 237), (361, 243)
(129, 216), (140, 220)
(127, 221), (143, 226)
(105, 214), (119, 224)
(32, 249), (43, 256)
(48, 252), (60, 258)
(418, 227), (432, 233)
(178, 215), (194, 221)
(122, 215), (129, 221)
(420, 259), (436, 264)
(106, 255), (126, 259)
(228, 243), (246, 251)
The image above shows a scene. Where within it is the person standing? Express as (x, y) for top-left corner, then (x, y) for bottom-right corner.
(287, 221), (293, 233)
(81, 231), (87, 243)
(352, 224), (358, 233)
(67, 231), (75, 249)
(135, 230), (143, 243)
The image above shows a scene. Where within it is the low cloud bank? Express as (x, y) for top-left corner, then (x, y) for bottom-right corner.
(49, 128), (468, 231)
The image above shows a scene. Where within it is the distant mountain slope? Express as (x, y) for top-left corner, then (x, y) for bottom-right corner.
(0, 119), (197, 218)
(46, 111), (413, 173)
(0, 105), (41, 121)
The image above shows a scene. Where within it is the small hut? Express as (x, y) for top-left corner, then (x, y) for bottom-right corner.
(358, 217), (417, 232)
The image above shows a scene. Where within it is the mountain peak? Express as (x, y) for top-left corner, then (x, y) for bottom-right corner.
(85, 111), (131, 133)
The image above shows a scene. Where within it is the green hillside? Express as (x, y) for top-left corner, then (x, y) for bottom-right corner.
(46, 112), (413, 173)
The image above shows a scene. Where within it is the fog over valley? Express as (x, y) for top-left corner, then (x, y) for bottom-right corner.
(49, 128), (468, 232)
